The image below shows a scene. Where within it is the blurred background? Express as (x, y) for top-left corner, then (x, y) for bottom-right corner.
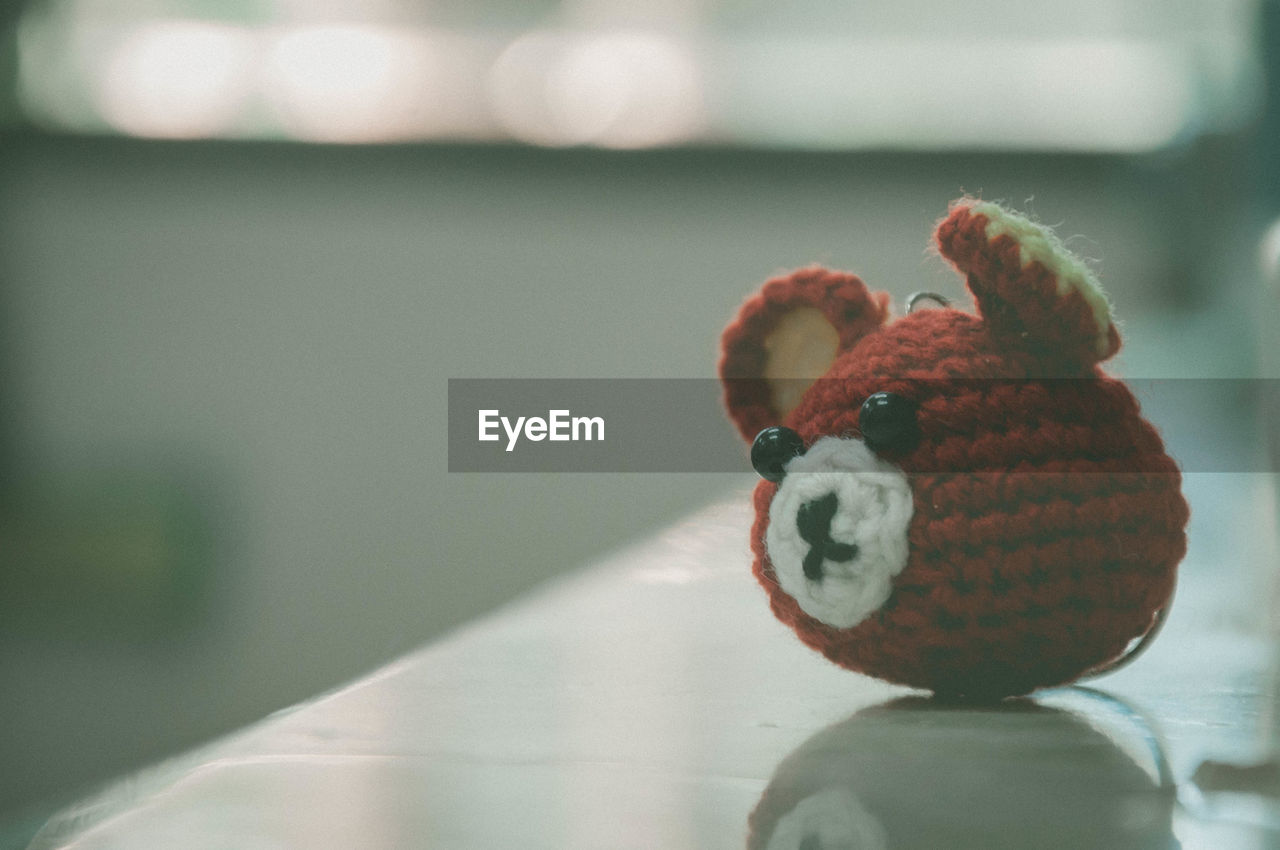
(0, 0), (1277, 845)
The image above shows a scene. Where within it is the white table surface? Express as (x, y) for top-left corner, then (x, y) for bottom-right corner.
(27, 479), (1280, 849)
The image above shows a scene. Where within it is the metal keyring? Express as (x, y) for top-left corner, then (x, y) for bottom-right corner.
(905, 291), (951, 313)
(1048, 686), (1176, 791)
(1079, 579), (1176, 680)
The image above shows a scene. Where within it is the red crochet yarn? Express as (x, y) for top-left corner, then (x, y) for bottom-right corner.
(720, 200), (1188, 698)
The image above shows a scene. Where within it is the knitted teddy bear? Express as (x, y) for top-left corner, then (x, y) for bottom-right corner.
(719, 199), (1189, 698)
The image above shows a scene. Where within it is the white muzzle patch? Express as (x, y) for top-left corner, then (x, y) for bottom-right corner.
(765, 437), (913, 629)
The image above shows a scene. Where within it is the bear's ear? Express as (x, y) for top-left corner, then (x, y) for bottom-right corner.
(936, 199), (1120, 365)
(719, 266), (890, 442)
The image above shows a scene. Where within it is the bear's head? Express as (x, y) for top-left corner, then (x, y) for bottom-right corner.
(719, 200), (1188, 698)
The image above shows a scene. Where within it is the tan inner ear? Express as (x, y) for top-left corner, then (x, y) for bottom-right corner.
(762, 306), (840, 418)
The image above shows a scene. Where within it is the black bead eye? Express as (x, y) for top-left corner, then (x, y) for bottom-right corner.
(751, 426), (806, 482)
(859, 392), (919, 452)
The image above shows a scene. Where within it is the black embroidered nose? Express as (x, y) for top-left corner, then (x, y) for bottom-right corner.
(796, 492), (859, 581)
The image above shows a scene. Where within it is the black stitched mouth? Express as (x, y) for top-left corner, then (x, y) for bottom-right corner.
(796, 492), (859, 581)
